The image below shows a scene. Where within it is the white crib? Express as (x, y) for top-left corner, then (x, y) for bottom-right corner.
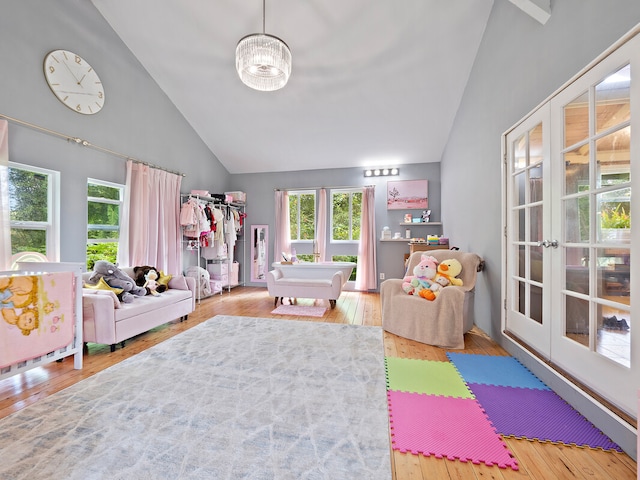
(0, 262), (83, 380)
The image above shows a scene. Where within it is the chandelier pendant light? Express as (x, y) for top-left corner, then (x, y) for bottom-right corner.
(236, 0), (292, 91)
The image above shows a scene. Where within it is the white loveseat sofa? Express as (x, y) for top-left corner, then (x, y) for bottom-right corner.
(82, 268), (195, 351)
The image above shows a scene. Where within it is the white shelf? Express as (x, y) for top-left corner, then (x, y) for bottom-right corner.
(380, 238), (412, 242)
(399, 222), (442, 226)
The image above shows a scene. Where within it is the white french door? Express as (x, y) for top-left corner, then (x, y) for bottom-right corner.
(505, 104), (552, 358)
(505, 32), (639, 418)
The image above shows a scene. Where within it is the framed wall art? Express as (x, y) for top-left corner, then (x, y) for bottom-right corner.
(387, 179), (428, 210)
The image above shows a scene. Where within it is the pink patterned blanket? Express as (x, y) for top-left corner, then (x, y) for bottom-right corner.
(0, 271), (75, 368)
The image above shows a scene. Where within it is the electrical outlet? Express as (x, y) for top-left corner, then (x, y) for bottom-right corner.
(379, 273), (385, 280)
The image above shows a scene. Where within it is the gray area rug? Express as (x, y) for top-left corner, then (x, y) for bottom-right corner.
(0, 316), (391, 479)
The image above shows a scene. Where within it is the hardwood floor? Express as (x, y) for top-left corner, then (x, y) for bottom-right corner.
(0, 287), (636, 479)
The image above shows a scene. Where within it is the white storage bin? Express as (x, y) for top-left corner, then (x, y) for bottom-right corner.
(207, 263), (229, 275)
(211, 273), (229, 285)
(225, 191), (246, 203)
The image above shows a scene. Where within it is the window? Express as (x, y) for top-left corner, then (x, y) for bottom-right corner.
(8, 162), (59, 259)
(87, 179), (123, 269)
(331, 189), (361, 241)
(289, 190), (315, 241)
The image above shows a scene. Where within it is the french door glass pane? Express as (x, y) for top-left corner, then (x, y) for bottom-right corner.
(565, 295), (589, 345)
(513, 133), (526, 170)
(515, 208), (525, 242)
(530, 284), (542, 324)
(530, 245), (543, 283)
(564, 145), (590, 195)
(597, 302), (631, 368)
(564, 91), (589, 148)
(565, 246), (590, 295)
(596, 247), (631, 299)
(529, 165), (543, 202)
(597, 188), (631, 243)
(564, 196), (589, 243)
(529, 205), (542, 243)
(514, 171), (526, 206)
(596, 126), (630, 182)
(529, 124), (543, 163)
(595, 64), (630, 135)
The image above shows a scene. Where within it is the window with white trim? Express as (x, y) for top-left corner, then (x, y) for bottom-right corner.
(8, 162), (59, 260)
(87, 179), (124, 269)
(289, 190), (315, 241)
(331, 189), (361, 242)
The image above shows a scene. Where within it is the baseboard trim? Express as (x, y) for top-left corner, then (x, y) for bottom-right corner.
(501, 331), (637, 460)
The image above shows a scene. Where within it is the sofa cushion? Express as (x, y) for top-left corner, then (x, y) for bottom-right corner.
(114, 288), (193, 322)
(82, 288), (121, 308)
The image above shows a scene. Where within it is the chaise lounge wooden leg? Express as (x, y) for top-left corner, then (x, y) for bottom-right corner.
(110, 344), (116, 353)
(330, 299), (336, 309)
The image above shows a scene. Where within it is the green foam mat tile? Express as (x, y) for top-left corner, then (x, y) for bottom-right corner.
(385, 357), (473, 398)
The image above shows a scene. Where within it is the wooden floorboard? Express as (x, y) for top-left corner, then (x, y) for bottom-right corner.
(0, 286), (636, 479)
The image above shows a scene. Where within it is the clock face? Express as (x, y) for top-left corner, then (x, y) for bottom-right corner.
(43, 49), (105, 115)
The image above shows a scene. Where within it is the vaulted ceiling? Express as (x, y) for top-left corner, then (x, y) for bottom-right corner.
(92, 0), (495, 174)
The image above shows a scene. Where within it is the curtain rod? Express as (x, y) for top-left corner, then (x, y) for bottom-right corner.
(0, 112), (185, 177)
(275, 185), (375, 191)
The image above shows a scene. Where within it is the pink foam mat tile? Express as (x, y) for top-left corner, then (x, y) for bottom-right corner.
(387, 390), (519, 470)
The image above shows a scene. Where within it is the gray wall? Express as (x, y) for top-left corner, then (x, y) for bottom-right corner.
(441, 0), (640, 454)
(0, 0), (229, 266)
(230, 162), (442, 287)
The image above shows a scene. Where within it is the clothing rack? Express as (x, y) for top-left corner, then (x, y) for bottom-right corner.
(275, 185), (375, 191)
(180, 193), (245, 298)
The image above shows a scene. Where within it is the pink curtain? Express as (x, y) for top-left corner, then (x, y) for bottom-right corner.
(274, 190), (291, 262)
(355, 186), (377, 291)
(316, 188), (327, 262)
(119, 160), (182, 274)
(0, 120), (9, 270)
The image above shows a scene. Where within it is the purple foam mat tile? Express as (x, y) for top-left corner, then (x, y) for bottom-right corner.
(386, 390), (519, 470)
(446, 352), (550, 390)
(467, 383), (622, 452)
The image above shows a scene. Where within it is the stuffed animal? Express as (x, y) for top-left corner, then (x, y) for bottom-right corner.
(86, 260), (146, 303)
(421, 258), (463, 301)
(133, 266), (167, 296)
(402, 254), (438, 295)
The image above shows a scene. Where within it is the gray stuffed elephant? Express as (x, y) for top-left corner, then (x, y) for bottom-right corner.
(87, 260), (147, 303)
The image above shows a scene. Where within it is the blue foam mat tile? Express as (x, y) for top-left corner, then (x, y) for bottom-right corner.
(446, 353), (550, 390)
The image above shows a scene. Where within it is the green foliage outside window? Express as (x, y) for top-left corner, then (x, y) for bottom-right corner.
(87, 181), (122, 269)
(332, 191), (361, 241)
(9, 168), (48, 222)
(289, 192), (315, 240)
(86, 242), (118, 270)
(332, 255), (357, 281)
(9, 167), (49, 254)
(601, 204), (631, 229)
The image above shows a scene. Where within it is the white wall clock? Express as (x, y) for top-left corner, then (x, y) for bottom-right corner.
(43, 49), (105, 115)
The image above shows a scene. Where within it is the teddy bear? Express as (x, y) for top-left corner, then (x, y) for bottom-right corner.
(86, 260), (146, 303)
(421, 258), (464, 301)
(402, 254), (438, 296)
(133, 266), (167, 296)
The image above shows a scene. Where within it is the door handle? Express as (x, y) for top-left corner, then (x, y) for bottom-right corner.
(537, 239), (559, 248)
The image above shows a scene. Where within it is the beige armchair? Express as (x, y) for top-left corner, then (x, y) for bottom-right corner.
(380, 249), (483, 349)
